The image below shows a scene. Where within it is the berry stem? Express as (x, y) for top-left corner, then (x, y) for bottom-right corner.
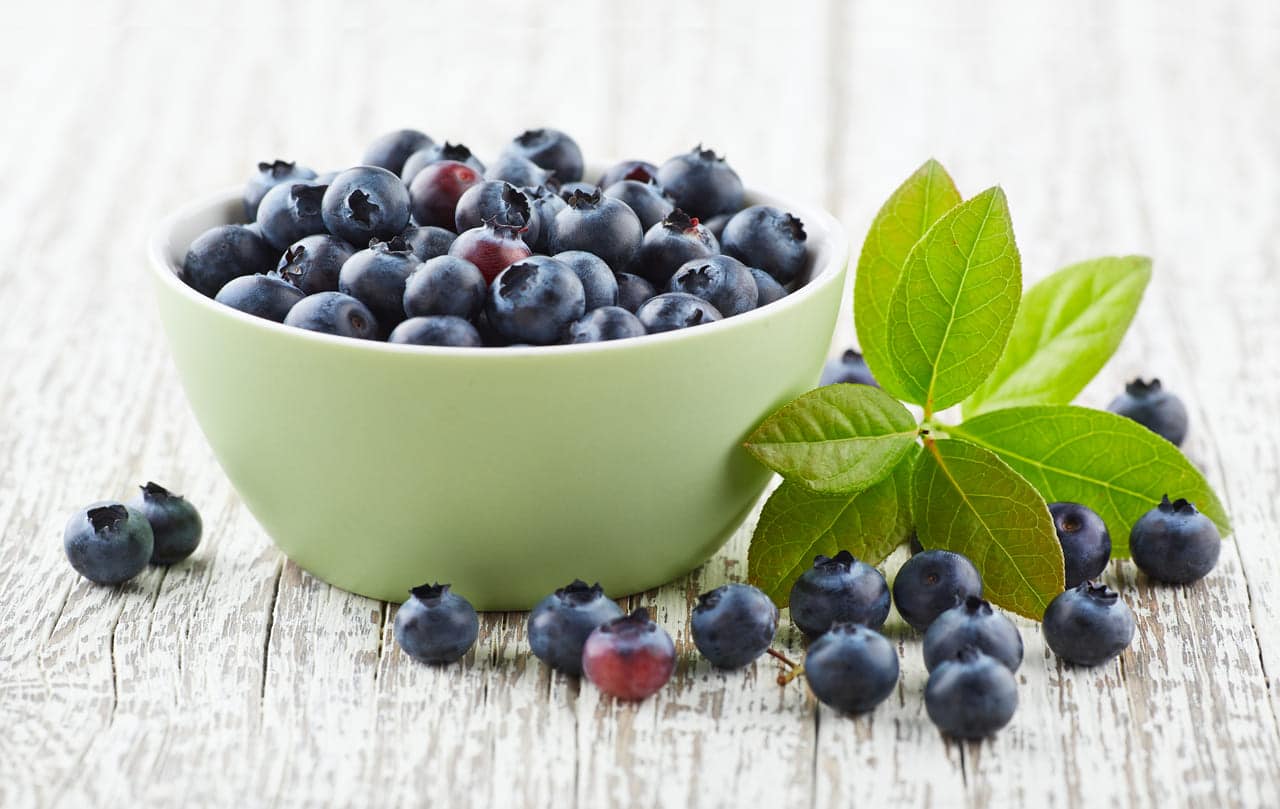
(766, 648), (805, 687)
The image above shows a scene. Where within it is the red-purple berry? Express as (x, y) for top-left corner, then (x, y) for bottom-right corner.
(581, 608), (675, 701)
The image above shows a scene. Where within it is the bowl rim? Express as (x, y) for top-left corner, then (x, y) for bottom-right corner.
(147, 184), (850, 358)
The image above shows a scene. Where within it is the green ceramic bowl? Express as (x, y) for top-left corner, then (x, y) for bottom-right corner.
(148, 185), (848, 608)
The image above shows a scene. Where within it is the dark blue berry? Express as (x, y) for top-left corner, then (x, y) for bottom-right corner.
(244, 159), (316, 220)
(182, 224), (276, 297)
(524, 185), (567, 253)
(603, 179), (675, 231)
(615, 272), (657, 313)
(925, 647), (1018, 738)
(401, 141), (485, 182)
(749, 268), (787, 306)
(720, 205), (808, 285)
(548, 189), (644, 273)
(632, 209), (719, 286)
(892, 550), (983, 631)
(527, 579), (624, 675)
(283, 292), (379, 339)
(553, 250), (618, 310)
(485, 257), (586, 345)
(1107, 378), (1189, 446)
(502, 128), (584, 183)
(635, 292), (722, 334)
(403, 255), (486, 320)
(564, 306), (646, 344)
(803, 623), (898, 714)
(63, 502), (154, 585)
(1049, 502), (1112, 588)
(669, 254), (758, 317)
(922, 596), (1022, 672)
(691, 583), (779, 669)
(255, 180), (328, 250)
(215, 274), (304, 322)
(1130, 495), (1221, 584)
(388, 315), (482, 347)
(454, 181), (538, 246)
(656, 146), (744, 220)
(789, 550), (890, 638)
(362, 129), (434, 175)
(820, 349), (878, 387)
(275, 234), (354, 294)
(321, 166), (411, 246)
(398, 226), (456, 262)
(486, 154), (555, 189)
(597, 160), (659, 189)
(338, 237), (418, 335)
(127, 482), (202, 565)
(1042, 581), (1135, 666)
(394, 583), (479, 664)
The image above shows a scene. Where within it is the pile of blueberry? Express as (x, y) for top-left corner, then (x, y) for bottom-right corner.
(181, 128), (809, 347)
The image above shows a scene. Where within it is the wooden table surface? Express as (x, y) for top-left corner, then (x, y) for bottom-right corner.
(3, 1), (1279, 807)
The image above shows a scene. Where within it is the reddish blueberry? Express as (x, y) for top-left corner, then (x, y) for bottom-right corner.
(581, 608), (676, 701)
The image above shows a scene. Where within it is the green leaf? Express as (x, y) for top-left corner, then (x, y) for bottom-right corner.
(949, 405), (1230, 555)
(743, 384), (918, 494)
(748, 452), (915, 607)
(854, 159), (962, 399)
(886, 187), (1022, 413)
(913, 438), (1064, 620)
(963, 256), (1152, 417)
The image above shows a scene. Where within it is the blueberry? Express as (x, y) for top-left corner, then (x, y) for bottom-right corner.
(283, 292), (379, 339)
(1042, 581), (1135, 666)
(548, 189), (644, 273)
(485, 257), (586, 345)
(453, 181), (537, 245)
(255, 180), (328, 250)
(244, 159), (316, 220)
(720, 205), (808, 285)
(1107, 378), (1189, 446)
(1130, 495), (1221, 584)
(749, 268), (787, 307)
(803, 623), (899, 714)
(275, 234), (355, 294)
(527, 579), (624, 675)
(362, 128), (434, 175)
(820, 349), (878, 387)
(321, 166), (411, 245)
(564, 306), (646, 344)
(603, 180), (675, 231)
(615, 272), (657, 313)
(408, 160), (484, 229)
(635, 292), (722, 334)
(393, 582), (479, 664)
(449, 221), (533, 283)
(398, 226), (456, 262)
(502, 128), (584, 183)
(127, 482), (202, 565)
(63, 502), (154, 585)
(924, 647), (1018, 738)
(338, 237), (419, 335)
(632, 209), (720, 286)
(891, 550), (984, 631)
(668, 254), (758, 317)
(597, 159), (659, 189)
(656, 146), (744, 220)
(181, 224), (276, 297)
(581, 608), (675, 701)
(788, 550), (890, 638)
(403, 255), (486, 320)
(553, 250), (618, 310)
(690, 583), (779, 669)
(401, 141), (485, 183)
(388, 315), (482, 347)
(486, 154), (555, 189)
(922, 596), (1023, 672)
(1048, 502), (1112, 588)
(215, 274), (304, 322)
(524, 185), (567, 253)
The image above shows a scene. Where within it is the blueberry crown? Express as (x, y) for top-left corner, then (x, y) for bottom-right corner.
(371, 235), (412, 254)
(600, 607), (654, 634)
(690, 144), (725, 163)
(781, 213), (807, 242)
(347, 189), (380, 226)
(563, 188), (603, 210)
(88, 504), (128, 533)
(1079, 580), (1120, 605)
(695, 585), (728, 611)
(1124, 378), (1163, 397)
(841, 349), (864, 364)
(281, 244), (307, 265)
(661, 209), (700, 233)
(409, 582), (451, 603)
(622, 165), (658, 184)
(482, 216), (528, 235)
(437, 142), (474, 162)
(813, 550), (856, 571)
(556, 579), (605, 606)
(259, 159), (297, 177)
(499, 183), (532, 221)
(958, 595), (992, 615)
(1157, 494), (1198, 515)
(140, 481), (180, 501)
(515, 128), (547, 147)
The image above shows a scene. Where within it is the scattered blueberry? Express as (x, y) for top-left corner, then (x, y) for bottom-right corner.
(633, 209), (720, 286)
(362, 129), (434, 175)
(274, 234), (354, 294)
(393, 582), (479, 664)
(635, 292), (723, 334)
(454, 181), (538, 246)
(527, 579), (624, 676)
(603, 179), (674, 231)
(63, 502), (154, 585)
(486, 153), (555, 189)
(669, 254), (758, 317)
(338, 237), (419, 335)
(449, 220), (533, 284)
(788, 550), (891, 637)
(1042, 581), (1135, 666)
(656, 146), (744, 219)
(1049, 502), (1112, 588)
(401, 141), (485, 182)
(749, 268), (786, 307)
(803, 623), (899, 714)
(614, 273), (657, 313)
(502, 128), (584, 183)
(924, 647), (1018, 738)
(255, 180), (328, 250)
(215, 274), (304, 322)
(922, 596), (1023, 672)
(820, 349), (878, 387)
(564, 306), (647, 344)
(597, 159), (659, 189)
(1107, 378), (1189, 446)
(553, 250), (618, 310)
(408, 160), (484, 229)
(720, 205), (808, 285)
(388, 315), (483, 347)
(892, 550), (984, 632)
(403, 255), (486, 320)
(691, 583), (779, 669)
(283, 291), (379, 339)
(485, 257), (586, 345)
(127, 482), (202, 565)
(398, 225), (457, 262)
(548, 189), (644, 272)
(1130, 495), (1222, 584)
(321, 166), (411, 246)
(182, 224), (276, 297)
(244, 159), (316, 220)
(581, 608), (676, 701)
